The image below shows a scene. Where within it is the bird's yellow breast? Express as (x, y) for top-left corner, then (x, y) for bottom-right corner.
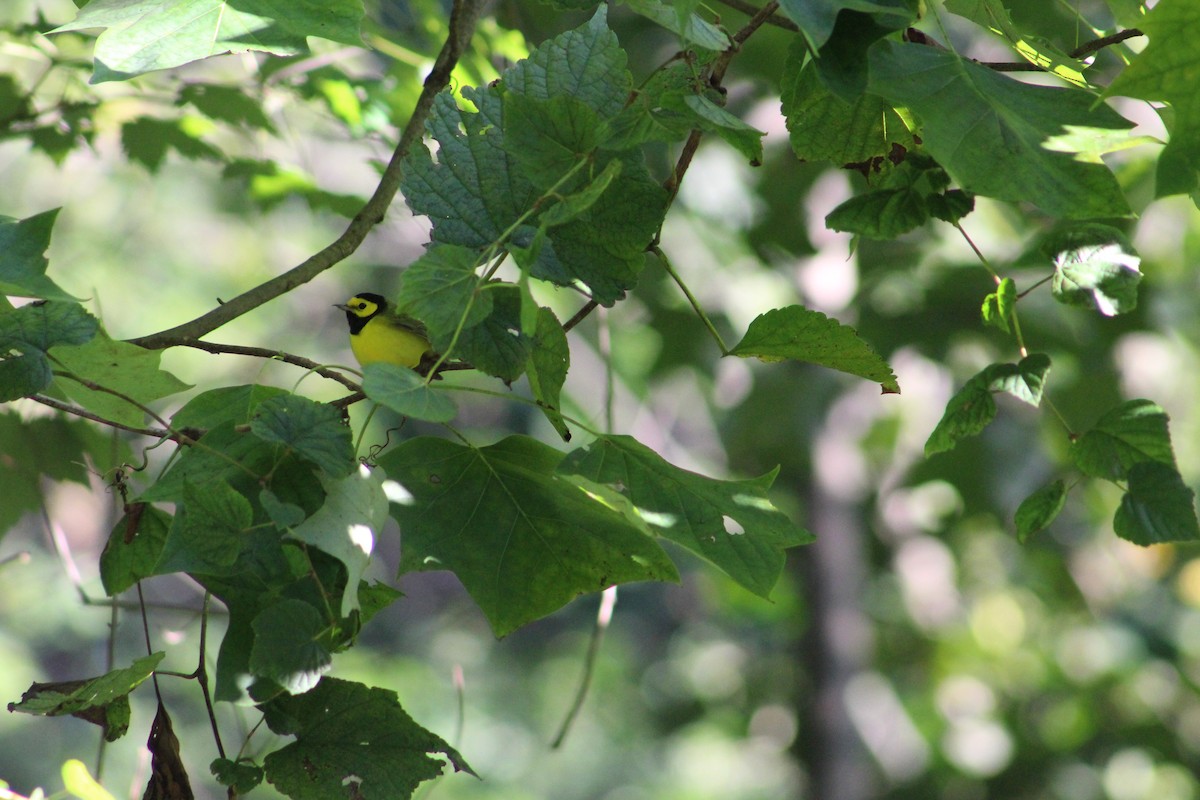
(351, 317), (431, 369)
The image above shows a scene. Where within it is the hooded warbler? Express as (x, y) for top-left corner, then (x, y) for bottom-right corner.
(335, 292), (433, 369)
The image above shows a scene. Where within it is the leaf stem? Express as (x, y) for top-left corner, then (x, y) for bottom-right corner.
(653, 245), (730, 354)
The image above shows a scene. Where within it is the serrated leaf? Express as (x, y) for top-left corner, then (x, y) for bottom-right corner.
(50, 333), (191, 428)
(503, 92), (603, 185)
(925, 354), (1051, 455)
(1071, 399), (1176, 481)
(362, 363), (457, 423)
(1114, 461), (1200, 545)
(288, 466), (390, 616)
(730, 305), (899, 393)
(250, 599), (333, 695)
(393, 245), (491, 353)
(401, 10), (665, 307)
(868, 40), (1132, 218)
(1015, 479), (1068, 542)
(527, 306), (572, 441)
(0, 209), (79, 301)
(1045, 223), (1142, 316)
(377, 436), (678, 637)
(154, 481), (254, 576)
(678, 94), (764, 164)
(826, 185), (929, 238)
(780, 41), (914, 168)
(262, 678), (473, 798)
(249, 394), (355, 477)
(52, 0), (365, 83)
(100, 505), (171, 595)
(8, 653), (163, 742)
(558, 435), (812, 596)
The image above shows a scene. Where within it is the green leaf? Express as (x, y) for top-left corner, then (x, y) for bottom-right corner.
(559, 435), (812, 597)
(402, 10), (666, 306)
(678, 94), (765, 165)
(982, 277), (1018, 333)
(1014, 479), (1068, 542)
(120, 116), (222, 171)
(7, 653), (164, 742)
(393, 245), (491, 353)
(826, 184), (928, 238)
(250, 394), (355, 477)
(170, 384), (289, 430)
(1114, 462), (1200, 545)
(154, 481), (254, 576)
(262, 678), (474, 798)
(50, 333), (191, 428)
(178, 83), (276, 132)
(250, 599), (333, 695)
(729, 305), (900, 393)
(868, 41), (1133, 219)
(453, 284), (532, 383)
(527, 306), (572, 441)
(540, 159), (623, 227)
(377, 436), (678, 637)
(813, 3), (915, 101)
(362, 363), (457, 423)
(925, 354), (1051, 455)
(1105, 0), (1200, 196)
(503, 92), (604, 185)
(781, 42), (914, 168)
(288, 468), (390, 616)
(52, 0), (365, 83)
(0, 412), (108, 536)
(1071, 399), (1177, 481)
(778, 0), (915, 50)
(0, 209), (79, 300)
(1044, 223), (1142, 316)
(223, 159), (365, 218)
(0, 301), (99, 402)
(100, 505), (171, 595)
(944, 0), (1089, 86)
(211, 758), (264, 794)
(622, 0), (731, 50)
(140, 422), (280, 502)
(260, 489), (306, 528)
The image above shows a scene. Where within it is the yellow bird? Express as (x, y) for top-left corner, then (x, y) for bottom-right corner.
(335, 292), (433, 370)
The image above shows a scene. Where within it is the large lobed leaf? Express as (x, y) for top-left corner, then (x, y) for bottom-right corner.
(377, 435), (678, 637)
(868, 40), (1133, 219)
(558, 435), (812, 597)
(262, 678), (473, 799)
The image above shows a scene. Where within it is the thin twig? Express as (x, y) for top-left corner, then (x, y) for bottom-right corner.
(29, 394), (175, 440)
(150, 338), (363, 392)
(974, 28), (1144, 71)
(128, 0), (487, 350)
(711, 0), (798, 32)
(551, 587), (617, 749)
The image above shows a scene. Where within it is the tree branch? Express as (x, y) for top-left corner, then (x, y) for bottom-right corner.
(128, 0), (486, 350)
(152, 338), (363, 391)
(29, 394), (176, 441)
(710, 0), (798, 32)
(972, 28), (1144, 71)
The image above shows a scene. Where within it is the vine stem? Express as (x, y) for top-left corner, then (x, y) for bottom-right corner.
(550, 586), (617, 749)
(954, 223), (1028, 357)
(128, 0), (486, 350)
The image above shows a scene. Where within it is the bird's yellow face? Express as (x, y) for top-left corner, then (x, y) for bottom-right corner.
(335, 292), (431, 369)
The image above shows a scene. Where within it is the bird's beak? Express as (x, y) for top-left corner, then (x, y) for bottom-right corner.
(333, 303), (351, 311)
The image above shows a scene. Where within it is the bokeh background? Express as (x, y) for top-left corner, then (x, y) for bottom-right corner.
(4, 0), (1200, 798)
